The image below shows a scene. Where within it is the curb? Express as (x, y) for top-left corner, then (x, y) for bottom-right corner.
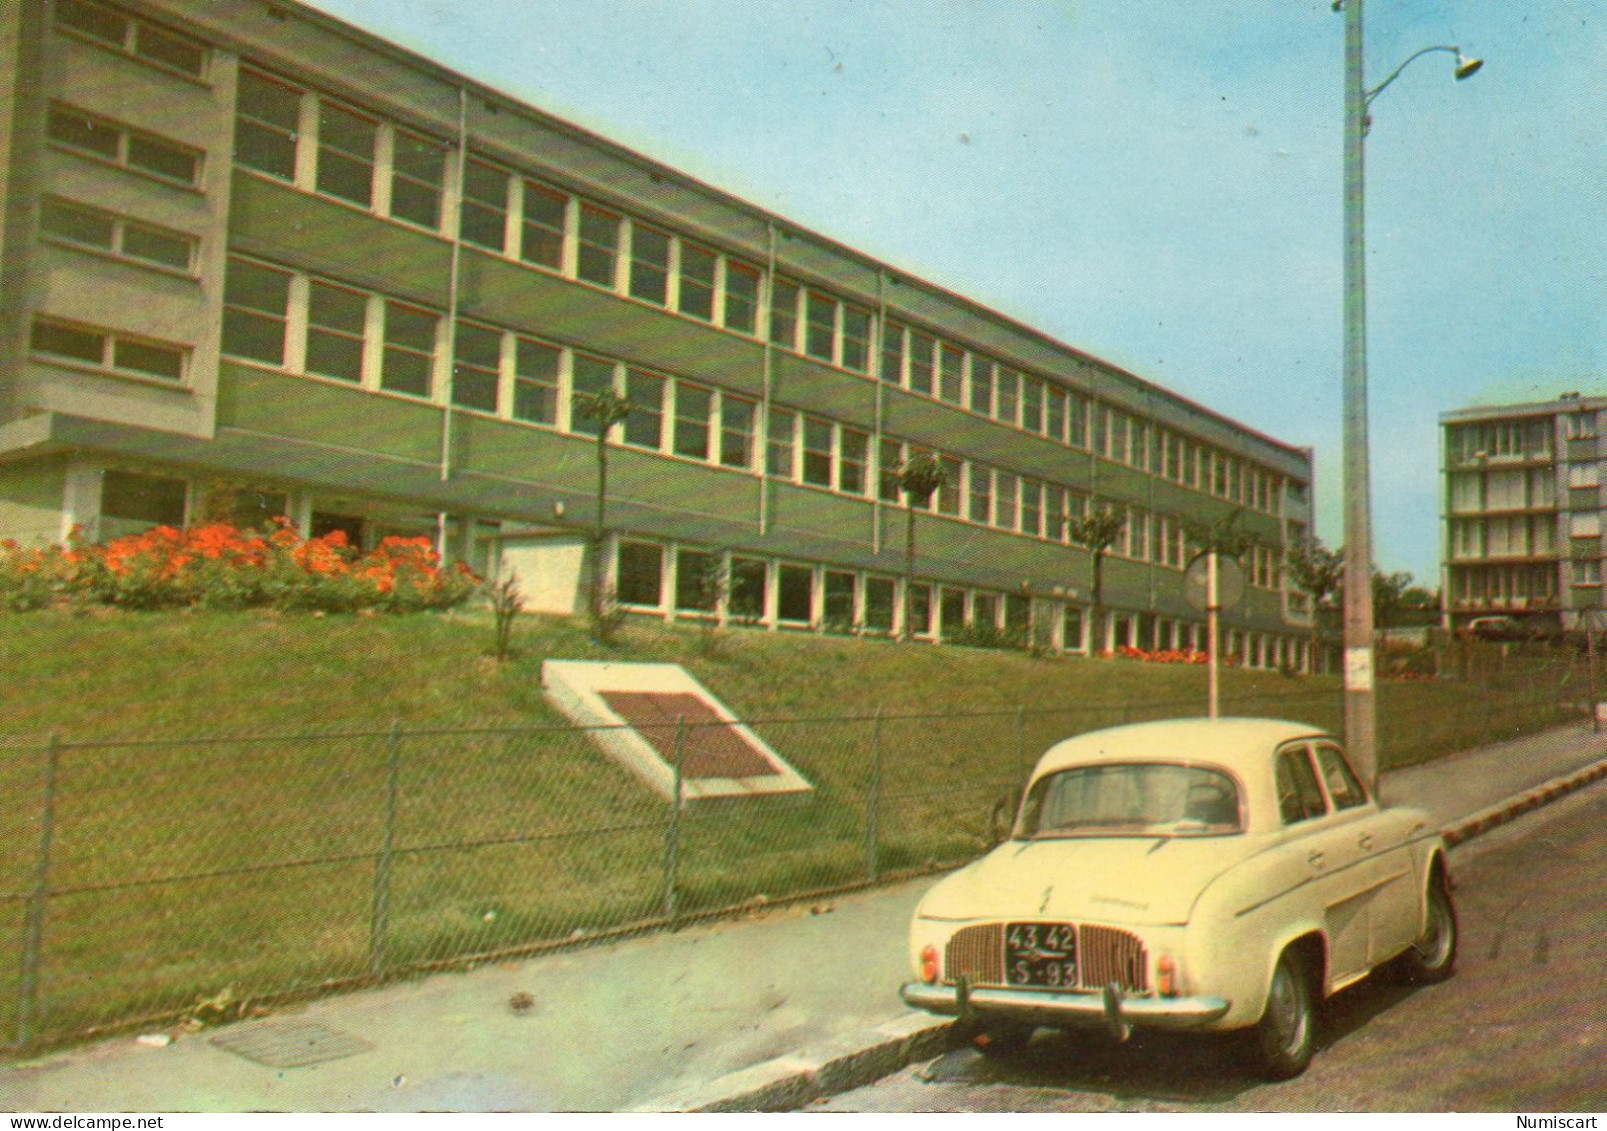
(640, 754), (1607, 1113)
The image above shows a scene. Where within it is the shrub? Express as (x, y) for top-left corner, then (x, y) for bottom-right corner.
(0, 520), (477, 614)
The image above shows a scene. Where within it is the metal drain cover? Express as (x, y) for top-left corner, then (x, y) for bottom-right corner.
(210, 1020), (374, 1068)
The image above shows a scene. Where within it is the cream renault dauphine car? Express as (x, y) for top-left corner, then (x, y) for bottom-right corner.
(900, 718), (1457, 1078)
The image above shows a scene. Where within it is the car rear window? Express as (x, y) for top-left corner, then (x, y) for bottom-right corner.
(1017, 763), (1241, 838)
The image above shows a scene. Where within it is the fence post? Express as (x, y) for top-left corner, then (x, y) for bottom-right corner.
(863, 707), (883, 883)
(662, 717), (686, 925)
(15, 734), (60, 1051)
(369, 721), (401, 978)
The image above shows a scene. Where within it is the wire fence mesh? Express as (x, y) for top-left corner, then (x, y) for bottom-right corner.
(0, 657), (1591, 1052)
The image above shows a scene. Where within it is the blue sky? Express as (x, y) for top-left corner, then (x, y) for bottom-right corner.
(305, 0), (1604, 586)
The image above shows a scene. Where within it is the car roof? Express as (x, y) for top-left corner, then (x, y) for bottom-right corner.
(1031, 717), (1333, 780)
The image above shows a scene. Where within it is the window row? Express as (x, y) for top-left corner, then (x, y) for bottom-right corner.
(45, 102), (203, 187)
(1445, 419), (1553, 464)
(1449, 516), (1558, 561)
(30, 316), (187, 382)
(38, 195), (198, 274)
(230, 68), (1299, 515)
(1447, 467), (1557, 514)
(1450, 564), (1559, 605)
(55, 0), (208, 79)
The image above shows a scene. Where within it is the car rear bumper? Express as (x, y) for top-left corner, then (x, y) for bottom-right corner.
(900, 980), (1231, 1034)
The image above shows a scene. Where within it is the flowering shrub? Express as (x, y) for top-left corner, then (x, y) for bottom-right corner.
(1114, 645), (1213, 665)
(1, 520), (477, 613)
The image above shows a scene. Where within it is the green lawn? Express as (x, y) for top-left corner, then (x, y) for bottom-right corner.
(0, 608), (1582, 1049)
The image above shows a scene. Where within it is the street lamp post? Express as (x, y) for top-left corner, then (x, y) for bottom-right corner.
(1337, 0), (1481, 792)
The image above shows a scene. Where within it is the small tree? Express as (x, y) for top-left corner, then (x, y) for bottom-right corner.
(487, 571), (523, 661)
(1373, 569), (1414, 630)
(1066, 503), (1126, 653)
(895, 453), (947, 642)
(1286, 536), (1343, 672)
(576, 387), (633, 643)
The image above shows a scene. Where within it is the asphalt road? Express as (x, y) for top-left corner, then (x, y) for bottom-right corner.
(812, 785), (1607, 1113)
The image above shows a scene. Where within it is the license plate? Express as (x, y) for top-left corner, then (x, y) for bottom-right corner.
(1004, 922), (1079, 989)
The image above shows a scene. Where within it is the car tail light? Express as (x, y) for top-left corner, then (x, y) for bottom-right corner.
(1157, 954), (1176, 997)
(920, 944), (940, 984)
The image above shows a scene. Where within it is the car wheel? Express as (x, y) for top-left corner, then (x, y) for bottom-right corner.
(1252, 950), (1316, 1080)
(967, 1019), (1036, 1060)
(1394, 875), (1458, 984)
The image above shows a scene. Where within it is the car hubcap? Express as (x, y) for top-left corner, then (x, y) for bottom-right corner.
(1414, 892), (1453, 967)
(1268, 964), (1307, 1054)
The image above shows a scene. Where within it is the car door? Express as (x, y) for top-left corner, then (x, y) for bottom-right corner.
(1274, 742), (1372, 987)
(1310, 741), (1420, 964)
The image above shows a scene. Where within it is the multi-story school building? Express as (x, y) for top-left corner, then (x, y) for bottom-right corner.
(1, 0), (1317, 662)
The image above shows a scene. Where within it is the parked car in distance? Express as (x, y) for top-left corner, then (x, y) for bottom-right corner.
(900, 718), (1457, 1079)
(1464, 615), (1526, 641)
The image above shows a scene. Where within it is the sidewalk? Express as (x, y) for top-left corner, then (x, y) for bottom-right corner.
(4, 720), (1605, 1113)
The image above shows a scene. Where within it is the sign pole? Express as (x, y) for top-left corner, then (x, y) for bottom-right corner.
(1207, 553), (1220, 720)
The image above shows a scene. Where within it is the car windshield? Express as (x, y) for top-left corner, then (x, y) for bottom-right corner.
(1016, 762), (1242, 839)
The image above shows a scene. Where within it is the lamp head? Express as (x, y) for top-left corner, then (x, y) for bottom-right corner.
(1454, 54), (1484, 80)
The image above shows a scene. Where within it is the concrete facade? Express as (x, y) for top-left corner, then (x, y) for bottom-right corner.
(1442, 392), (1607, 635)
(2, 0), (1316, 661)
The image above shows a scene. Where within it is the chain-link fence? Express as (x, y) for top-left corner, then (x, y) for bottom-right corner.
(0, 662), (1588, 1052)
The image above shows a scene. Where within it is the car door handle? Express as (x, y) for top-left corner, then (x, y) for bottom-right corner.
(1307, 850), (1326, 870)
(1358, 833), (1374, 851)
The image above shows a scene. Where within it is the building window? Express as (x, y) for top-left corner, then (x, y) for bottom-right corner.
(316, 102), (376, 207)
(867, 578), (893, 632)
(1574, 560), (1601, 587)
(39, 196), (196, 272)
(577, 204), (620, 288)
(569, 353), (615, 437)
(842, 305), (871, 373)
(673, 384), (712, 460)
(31, 317), (185, 381)
(805, 292), (837, 362)
(1021, 377), (1044, 435)
(234, 71), (300, 181)
(623, 370), (666, 449)
(452, 322), (502, 412)
(881, 320), (906, 385)
(908, 331), (935, 397)
(48, 103), (201, 186)
(305, 281), (367, 383)
(629, 224), (671, 305)
(1047, 387), (1067, 443)
(937, 456), (963, 516)
(766, 410), (795, 479)
(1062, 605), (1085, 651)
(969, 466), (993, 525)
(723, 260), (760, 334)
(675, 548), (719, 613)
(459, 159), (509, 252)
(995, 367), (1019, 426)
(907, 582), (934, 637)
(390, 130), (445, 229)
(824, 571), (857, 629)
(1568, 463), (1599, 489)
(221, 258), (290, 364)
(616, 541), (663, 607)
(777, 564), (814, 624)
(970, 358), (994, 415)
(994, 472), (1018, 532)
(513, 337), (560, 425)
(1020, 479), (1043, 539)
(520, 180), (567, 269)
(720, 395), (755, 469)
(729, 557), (767, 621)
(802, 416), (833, 488)
(380, 302), (437, 397)
(678, 243), (716, 321)
(56, 0), (208, 78)
(938, 344), (964, 404)
(1570, 513), (1600, 539)
(101, 469), (187, 530)
(839, 428), (868, 496)
(770, 278), (800, 349)
(878, 439), (904, 503)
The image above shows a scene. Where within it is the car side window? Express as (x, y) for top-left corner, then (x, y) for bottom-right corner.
(1276, 747), (1328, 825)
(1314, 743), (1367, 810)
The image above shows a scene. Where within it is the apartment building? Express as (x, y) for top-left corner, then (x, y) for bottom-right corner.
(1442, 393), (1607, 635)
(1, 0), (1316, 663)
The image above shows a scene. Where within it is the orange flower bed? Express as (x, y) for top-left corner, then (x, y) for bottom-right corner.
(3, 519), (478, 612)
